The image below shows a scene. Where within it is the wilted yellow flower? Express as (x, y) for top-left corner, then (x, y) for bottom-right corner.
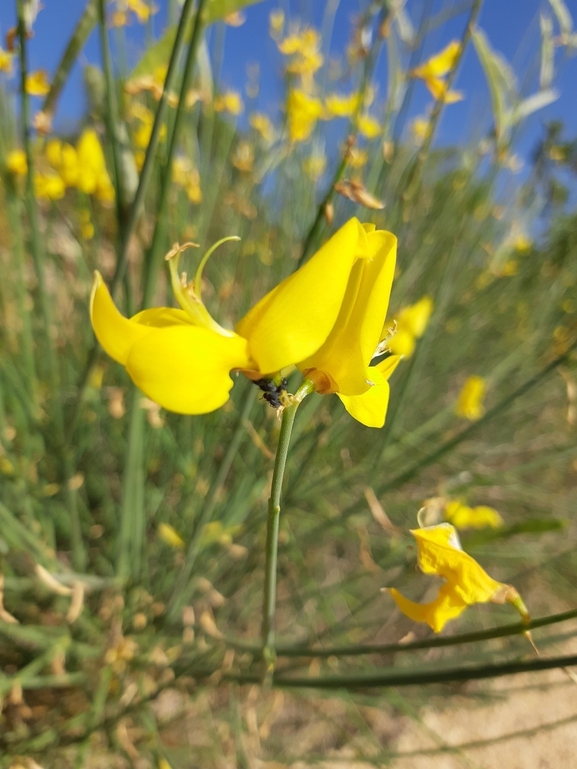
(6, 149), (28, 176)
(250, 112), (275, 142)
(455, 375), (486, 421)
(387, 523), (529, 632)
(214, 90), (243, 115)
(158, 522), (185, 549)
(286, 89), (324, 143)
(412, 41), (461, 80)
(0, 47), (14, 74)
(325, 92), (360, 118)
(445, 500), (504, 530)
(297, 220), (400, 427)
(26, 70), (50, 96)
(92, 219), (396, 418)
(35, 172), (66, 200)
(75, 128), (115, 203)
(387, 296), (434, 357)
(357, 114), (381, 139)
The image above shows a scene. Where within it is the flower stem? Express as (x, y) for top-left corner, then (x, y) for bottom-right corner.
(261, 380), (314, 673)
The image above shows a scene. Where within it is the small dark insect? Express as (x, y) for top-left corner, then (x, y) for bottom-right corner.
(252, 377), (288, 409)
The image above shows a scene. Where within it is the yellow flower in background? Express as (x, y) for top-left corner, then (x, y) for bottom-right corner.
(250, 112), (275, 142)
(111, 0), (157, 26)
(513, 234), (532, 253)
(79, 209), (95, 240)
(357, 114), (381, 139)
(0, 47), (14, 74)
(75, 128), (115, 203)
(303, 152), (326, 181)
(35, 172), (66, 201)
(411, 116), (431, 142)
(25, 70), (50, 96)
(445, 499), (504, 530)
(455, 375), (487, 420)
(172, 157), (202, 203)
(424, 76), (464, 104)
(286, 89), (324, 143)
(92, 219), (393, 416)
(45, 139), (80, 187)
(278, 28), (323, 87)
(158, 522), (185, 549)
(325, 92), (360, 118)
(387, 295), (433, 357)
(269, 8), (285, 38)
(347, 147), (369, 168)
(296, 220), (400, 427)
(387, 523), (529, 633)
(214, 90), (244, 116)
(412, 41), (461, 80)
(6, 149), (28, 176)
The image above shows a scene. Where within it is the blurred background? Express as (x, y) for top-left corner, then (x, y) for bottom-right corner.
(0, 0), (576, 766)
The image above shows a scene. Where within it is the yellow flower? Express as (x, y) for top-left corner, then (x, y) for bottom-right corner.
(6, 149), (28, 176)
(455, 375), (486, 420)
(25, 70), (50, 96)
(172, 157), (202, 203)
(213, 91), (243, 115)
(303, 152), (326, 181)
(296, 221), (400, 427)
(111, 0), (157, 26)
(411, 116), (431, 142)
(35, 172), (65, 200)
(75, 128), (115, 202)
(286, 89), (324, 143)
(387, 295), (433, 357)
(278, 28), (323, 86)
(92, 219), (392, 416)
(387, 523), (529, 632)
(357, 114), (381, 139)
(325, 92), (360, 118)
(45, 139), (79, 187)
(250, 112), (275, 142)
(412, 41), (461, 80)
(445, 500), (504, 530)
(158, 522), (185, 549)
(0, 47), (14, 74)
(269, 9), (285, 37)
(424, 76), (464, 104)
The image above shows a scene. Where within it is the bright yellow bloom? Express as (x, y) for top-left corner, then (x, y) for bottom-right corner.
(455, 375), (486, 420)
(45, 139), (79, 187)
(35, 172), (66, 200)
(357, 114), (381, 139)
(387, 523), (529, 632)
(387, 295), (433, 357)
(445, 500), (504, 530)
(25, 70), (50, 96)
(158, 522), (185, 549)
(6, 149), (28, 176)
(111, 0), (157, 26)
(325, 92), (360, 118)
(424, 76), (464, 104)
(213, 91), (244, 116)
(92, 219), (393, 416)
(250, 113), (275, 142)
(286, 89), (324, 143)
(278, 28), (323, 86)
(0, 47), (14, 74)
(75, 128), (115, 202)
(296, 221), (400, 427)
(412, 41), (461, 80)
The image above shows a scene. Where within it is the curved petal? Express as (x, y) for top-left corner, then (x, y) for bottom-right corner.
(300, 229), (396, 395)
(131, 307), (195, 328)
(236, 218), (369, 374)
(90, 272), (153, 365)
(388, 584), (468, 633)
(125, 325), (251, 415)
(337, 368), (390, 428)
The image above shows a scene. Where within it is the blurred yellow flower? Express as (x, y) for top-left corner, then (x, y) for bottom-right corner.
(278, 28), (323, 86)
(357, 114), (381, 139)
(250, 112), (275, 142)
(0, 47), (14, 74)
(35, 172), (66, 200)
(297, 220), (400, 427)
(445, 500), (504, 530)
(411, 116), (431, 142)
(26, 70), (50, 96)
(387, 295), (434, 357)
(214, 90), (244, 115)
(325, 92), (360, 118)
(79, 209), (95, 240)
(6, 149), (27, 176)
(303, 152), (326, 180)
(269, 8), (285, 37)
(455, 375), (486, 420)
(158, 522), (185, 549)
(387, 523), (529, 632)
(111, 0), (157, 26)
(412, 41), (461, 80)
(347, 147), (369, 168)
(75, 128), (115, 203)
(286, 89), (324, 143)
(92, 219), (393, 416)
(513, 234), (532, 253)
(172, 157), (202, 204)
(424, 76), (464, 103)
(45, 139), (80, 187)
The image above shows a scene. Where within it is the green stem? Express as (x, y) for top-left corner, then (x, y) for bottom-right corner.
(261, 380), (314, 671)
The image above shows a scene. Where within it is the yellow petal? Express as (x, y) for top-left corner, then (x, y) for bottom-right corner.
(398, 295), (434, 338)
(412, 41), (461, 80)
(237, 218), (369, 375)
(388, 584), (469, 633)
(337, 355), (401, 427)
(300, 229), (397, 395)
(126, 325), (250, 415)
(424, 76), (464, 103)
(455, 375), (487, 420)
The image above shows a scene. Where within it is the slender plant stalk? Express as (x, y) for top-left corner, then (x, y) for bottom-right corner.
(261, 380), (314, 672)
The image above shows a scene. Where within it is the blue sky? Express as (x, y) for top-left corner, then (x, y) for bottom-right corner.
(1, 0), (576, 157)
